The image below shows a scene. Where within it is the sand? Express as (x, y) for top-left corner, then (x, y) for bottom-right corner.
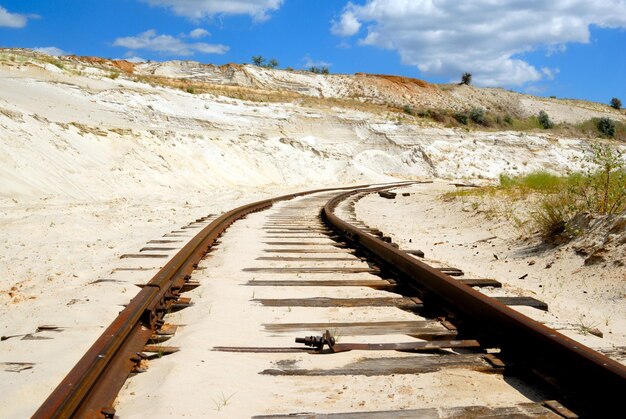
(1, 50), (624, 416)
(356, 182), (626, 356)
(114, 193), (546, 417)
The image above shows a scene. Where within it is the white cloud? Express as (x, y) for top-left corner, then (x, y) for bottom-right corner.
(32, 47), (69, 56)
(337, 41), (351, 49)
(0, 6), (28, 28)
(125, 56), (148, 63)
(333, 0), (626, 86)
(113, 29), (228, 56)
(142, 0), (284, 22)
(331, 10), (361, 36)
(546, 44), (567, 56)
(302, 54), (332, 69)
(188, 28), (210, 39)
(541, 67), (560, 80)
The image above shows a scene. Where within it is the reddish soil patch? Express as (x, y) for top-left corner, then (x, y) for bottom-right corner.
(69, 56), (135, 73)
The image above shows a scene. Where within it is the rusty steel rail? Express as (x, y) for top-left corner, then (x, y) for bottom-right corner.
(322, 187), (626, 416)
(34, 182), (412, 418)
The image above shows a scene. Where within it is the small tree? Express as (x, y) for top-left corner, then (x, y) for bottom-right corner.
(267, 58), (279, 69)
(538, 111), (554, 129)
(251, 55), (265, 66)
(610, 97), (622, 110)
(461, 72), (472, 85)
(320, 67), (330, 75)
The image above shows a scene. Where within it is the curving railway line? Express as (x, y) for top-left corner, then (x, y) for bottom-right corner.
(33, 183), (625, 418)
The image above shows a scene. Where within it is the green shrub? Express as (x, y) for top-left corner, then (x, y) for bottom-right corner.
(574, 144), (626, 214)
(461, 72), (472, 85)
(499, 171), (563, 192)
(309, 66), (329, 74)
(186, 86), (195, 94)
(498, 173), (517, 188)
(521, 172), (563, 191)
(452, 146), (626, 241)
(532, 194), (569, 239)
(538, 111), (554, 129)
(469, 107), (485, 124)
(522, 146), (625, 239)
(503, 114), (513, 125)
(454, 112), (468, 125)
(402, 105), (413, 115)
(577, 118), (625, 141)
(597, 117), (615, 137)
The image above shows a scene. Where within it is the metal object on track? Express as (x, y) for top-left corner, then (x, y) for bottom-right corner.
(294, 330), (480, 354)
(295, 330), (335, 351)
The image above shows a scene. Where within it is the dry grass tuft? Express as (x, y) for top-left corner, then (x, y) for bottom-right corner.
(445, 146), (626, 241)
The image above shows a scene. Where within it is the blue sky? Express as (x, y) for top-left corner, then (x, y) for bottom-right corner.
(1, 0), (624, 104)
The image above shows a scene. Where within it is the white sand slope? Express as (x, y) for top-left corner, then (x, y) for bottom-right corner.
(0, 50), (624, 415)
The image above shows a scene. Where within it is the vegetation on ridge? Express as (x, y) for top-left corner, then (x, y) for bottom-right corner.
(460, 72), (472, 85)
(251, 55), (279, 69)
(1, 49), (623, 141)
(610, 97), (621, 110)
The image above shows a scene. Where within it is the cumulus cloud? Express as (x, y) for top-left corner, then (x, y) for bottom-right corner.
(142, 0), (284, 22)
(302, 54), (332, 69)
(32, 46), (69, 56)
(332, 0), (626, 86)
(331, 10), (361, 36)
(113, 29), (228, 56)
(188, 28), (210, 39)
(0, 6), (29, 28)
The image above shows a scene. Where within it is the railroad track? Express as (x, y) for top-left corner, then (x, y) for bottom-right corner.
(34, 183), (625, 418)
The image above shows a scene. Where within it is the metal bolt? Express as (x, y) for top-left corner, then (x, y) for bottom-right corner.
(101, 407), (116, 418)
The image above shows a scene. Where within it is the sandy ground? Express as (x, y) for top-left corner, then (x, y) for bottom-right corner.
(114, 193), (548, 417)
(356, 182), (626, 358)
(1, 50), (624, 416)
(0, 187), (304, 417)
